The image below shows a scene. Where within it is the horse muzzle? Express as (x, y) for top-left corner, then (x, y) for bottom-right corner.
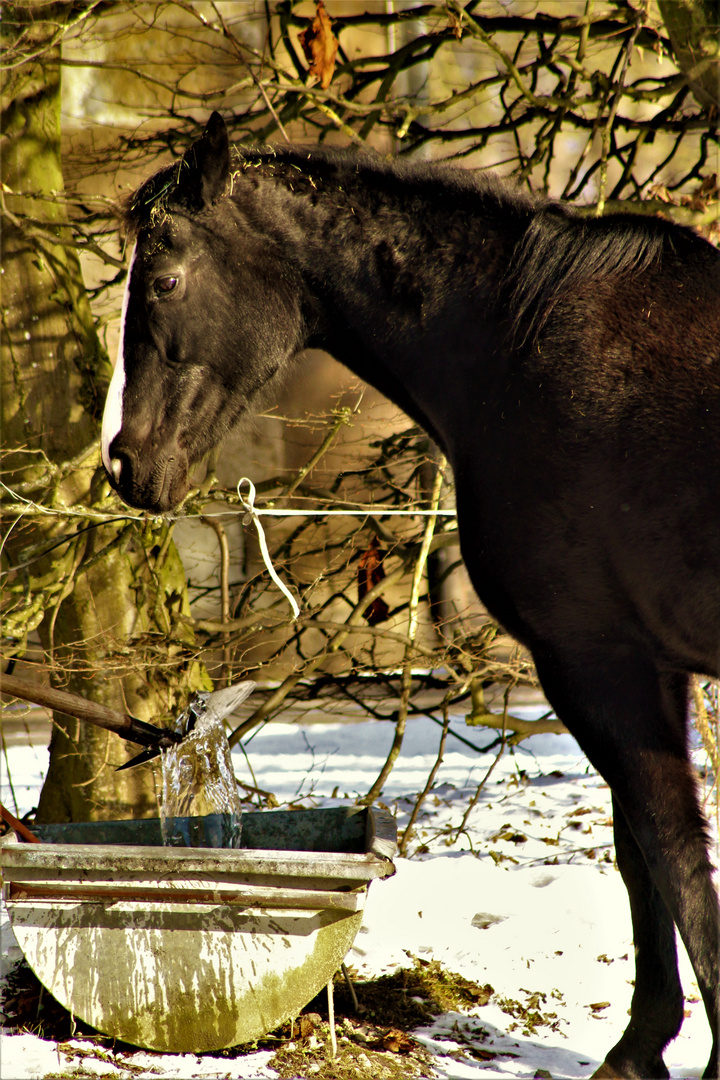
(105, 443), (190, 514)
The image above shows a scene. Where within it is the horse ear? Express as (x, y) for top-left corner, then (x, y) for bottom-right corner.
(180, 112), (231, 209)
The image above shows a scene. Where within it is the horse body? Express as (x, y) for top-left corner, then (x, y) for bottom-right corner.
(103, 113), (719, 1078)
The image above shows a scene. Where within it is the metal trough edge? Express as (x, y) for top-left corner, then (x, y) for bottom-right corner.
(6, 879), (363, 912)
(0, 843), (394, 884)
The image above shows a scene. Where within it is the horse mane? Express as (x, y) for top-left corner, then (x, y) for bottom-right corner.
(119, 141), (539, 239)
(505, 208), (674, 346)
(233, 143), (536, 208)
(120, 140), (690, 351)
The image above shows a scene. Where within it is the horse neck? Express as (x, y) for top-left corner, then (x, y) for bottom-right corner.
(230, 149), (533, 449)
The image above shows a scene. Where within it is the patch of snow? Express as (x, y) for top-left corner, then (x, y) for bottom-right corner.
(1, 707), (715, 1078)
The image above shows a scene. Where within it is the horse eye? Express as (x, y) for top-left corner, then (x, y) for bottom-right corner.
(154, 275), (178, 296)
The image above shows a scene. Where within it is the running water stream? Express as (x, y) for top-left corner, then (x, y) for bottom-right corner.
(159, 682), (255, 848)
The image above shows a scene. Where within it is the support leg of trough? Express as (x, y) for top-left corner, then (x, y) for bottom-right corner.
(327, 977), (337, 1058)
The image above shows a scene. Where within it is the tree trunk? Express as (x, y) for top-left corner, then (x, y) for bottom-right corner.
(1, 5), (209, 823)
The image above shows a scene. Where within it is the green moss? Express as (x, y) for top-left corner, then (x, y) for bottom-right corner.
(318, 955), (494, 1029)
(259, 957), (495, 1079)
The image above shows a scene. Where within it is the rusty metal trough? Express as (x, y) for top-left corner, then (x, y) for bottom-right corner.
(1, 806), (396, 1053)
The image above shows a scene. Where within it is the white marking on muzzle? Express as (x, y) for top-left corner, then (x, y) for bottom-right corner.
(101, 243), (137, 478)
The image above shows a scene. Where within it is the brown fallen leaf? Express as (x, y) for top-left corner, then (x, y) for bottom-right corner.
(299, 1), (339, 90)
(380, 1027), (417, 1053)
(471, 1047), (497, 1061)
(358, 535), (390, 625)
(284, 1013), (320, 1038)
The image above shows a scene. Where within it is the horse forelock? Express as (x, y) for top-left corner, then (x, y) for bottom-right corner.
(120, 159), (189, 238)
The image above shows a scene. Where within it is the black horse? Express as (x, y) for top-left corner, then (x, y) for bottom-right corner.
(102, 113), (719, 1078)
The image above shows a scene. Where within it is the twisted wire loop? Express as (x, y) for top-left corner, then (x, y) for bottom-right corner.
(237, 477), (301, 620)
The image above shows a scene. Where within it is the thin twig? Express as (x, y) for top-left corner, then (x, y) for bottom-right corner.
(200, 516), (231, 686)
(596, 1), (650, 216)
(283, 404), (356, 499)
(361, 456), (446, 805)
(451, 684), (513, 841)
(208, 1), (291, 143)
(398, 696), (452, 857)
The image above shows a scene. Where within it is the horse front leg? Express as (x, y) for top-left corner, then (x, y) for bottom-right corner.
(534, 650), (719, 1080)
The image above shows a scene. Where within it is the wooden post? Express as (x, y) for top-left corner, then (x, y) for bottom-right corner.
(327, 977), (337, 1058)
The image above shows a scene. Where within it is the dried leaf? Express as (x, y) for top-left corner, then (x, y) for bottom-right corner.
(696, 172), (718, 198)
(380, 1027), (417, 1053)
(358, 536), (390, 625)
(649, 174), (718, 213)
(299, 1), (338, 90)
(647, 183), (673, 204)
(296, 1013), (320, 1037)
(472, 1048), (498, 1061)
(447, 10), (463, 40)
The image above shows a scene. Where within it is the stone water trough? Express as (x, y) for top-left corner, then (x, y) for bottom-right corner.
(1, 806), (396, 1052)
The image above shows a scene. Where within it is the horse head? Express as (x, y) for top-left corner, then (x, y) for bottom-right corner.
(101, 113), (306, 512)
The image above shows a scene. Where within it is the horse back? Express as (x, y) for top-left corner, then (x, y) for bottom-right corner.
(454, 231), (720, 677)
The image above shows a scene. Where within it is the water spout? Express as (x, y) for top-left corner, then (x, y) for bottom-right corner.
(159, 682), (255, 847)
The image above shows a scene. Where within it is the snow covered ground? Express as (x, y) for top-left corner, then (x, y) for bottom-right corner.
(1, 701), (717, 1079)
